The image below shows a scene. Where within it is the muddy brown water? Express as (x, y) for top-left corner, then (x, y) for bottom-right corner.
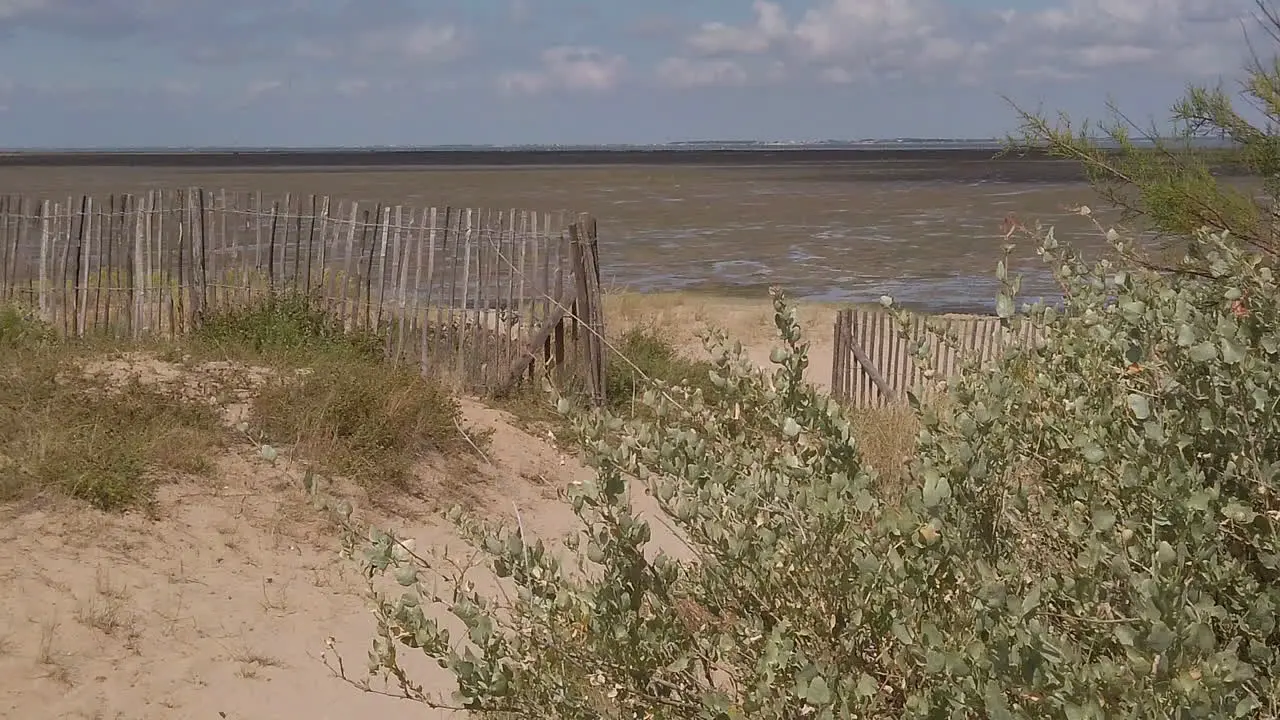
(0, 161), (1127, 314)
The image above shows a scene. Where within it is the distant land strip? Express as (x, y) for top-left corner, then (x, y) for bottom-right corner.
(0, 147), (1054, 166)
(0, 147), (1253, 184)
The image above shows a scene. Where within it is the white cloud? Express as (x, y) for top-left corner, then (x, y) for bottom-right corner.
(793, 0), (942, 60)
(1000, 0), (1252, 77)
(308, 22), (465, 65)
(1014, 65), (1086, 82)
(336, 78), (370, 97)
(243, 79), (283, 102)
(671, 0), (1256, 86)
(656, 57), (748, 89)
(1073, 43), (1160, 68)
(676, 0), (989, 85)
(688, 0), (788, 55)
(400, 23), (463, 60)
(501, 46), (625, 94)
(159, 79), (198, 97)
(819, 66), (860, 84)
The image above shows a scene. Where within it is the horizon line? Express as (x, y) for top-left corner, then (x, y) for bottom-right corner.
(0, 138), (997, 153)
(0, 136), (1208, 153)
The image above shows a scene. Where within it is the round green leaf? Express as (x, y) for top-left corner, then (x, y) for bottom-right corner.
(804, 676), (832, 705)
(1126, 393), (1151, 420)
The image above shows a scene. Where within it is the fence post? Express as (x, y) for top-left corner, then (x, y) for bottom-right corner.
(75, 195), (91, 338)
(582, 214), (606, 398)
(569, 215), (606, 407)
(38, 199), (50, 322)
(195, 188), (209, 324)
(831, 309), (848, 403)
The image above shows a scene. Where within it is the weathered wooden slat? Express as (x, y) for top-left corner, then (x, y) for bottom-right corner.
(0, 190), (587, 397)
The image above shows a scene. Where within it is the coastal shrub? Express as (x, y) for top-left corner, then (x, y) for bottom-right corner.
(604, 325), (719, 415)
(891, 222), (1280, 716)
(338, 219), (1279, 718)
(0, 302), (54, 350)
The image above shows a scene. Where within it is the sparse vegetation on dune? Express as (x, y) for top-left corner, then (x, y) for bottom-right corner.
(603, 324), (720, 413)
(0, 288), (858, 517)
(249, 359), (477, 497)
(0, 310), (226, 511)
(0, 291), (480, 513)
(194, 293), (481, 499)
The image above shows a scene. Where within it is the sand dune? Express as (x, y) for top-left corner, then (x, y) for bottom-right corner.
(0, 347), (697, 719)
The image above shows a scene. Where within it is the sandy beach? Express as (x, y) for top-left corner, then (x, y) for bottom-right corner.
(604, 290), (843, 389)
(0, 290), (899, 720)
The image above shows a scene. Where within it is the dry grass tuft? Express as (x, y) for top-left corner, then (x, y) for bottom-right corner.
(249, 359), (482, 495)
(0, 310), (228, 511)
(848, 403), (919, 502)
(189, 292), (487, 498)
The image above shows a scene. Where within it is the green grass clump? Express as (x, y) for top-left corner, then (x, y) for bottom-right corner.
(193, 291), (383, 363)
(604, 325), (718, 414)
(0, 303), (54, 350)
(194, 292), (480, 495)
(495, 325), (721, 436)
(0, 291), (479, 513)
(249, 358), (481, 497)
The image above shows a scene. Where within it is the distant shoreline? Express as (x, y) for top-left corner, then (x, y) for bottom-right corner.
(0, 146), (1049, 167)
(0, 146), (1252, 185)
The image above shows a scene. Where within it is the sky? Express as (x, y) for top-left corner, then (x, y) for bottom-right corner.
(0, 0), (1266, 148)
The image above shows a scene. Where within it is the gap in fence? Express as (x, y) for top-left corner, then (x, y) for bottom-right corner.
(831, 306), (1041, 409)
(0, 188), (608, 404)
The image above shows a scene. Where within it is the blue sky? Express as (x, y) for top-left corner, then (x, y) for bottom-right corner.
(0, 0), (1261, 147)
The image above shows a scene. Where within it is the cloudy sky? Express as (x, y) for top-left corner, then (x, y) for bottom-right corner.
(0, 0), (1262, 147)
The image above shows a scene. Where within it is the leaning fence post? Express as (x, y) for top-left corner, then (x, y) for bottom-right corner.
(569, 216), (606, 407)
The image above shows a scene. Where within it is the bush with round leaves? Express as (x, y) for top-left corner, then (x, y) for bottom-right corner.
(338, 222), (1278, 718)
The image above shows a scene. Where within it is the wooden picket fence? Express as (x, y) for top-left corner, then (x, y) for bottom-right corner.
(831, 307), (1036, 407)
(0, 188), (608, 401)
